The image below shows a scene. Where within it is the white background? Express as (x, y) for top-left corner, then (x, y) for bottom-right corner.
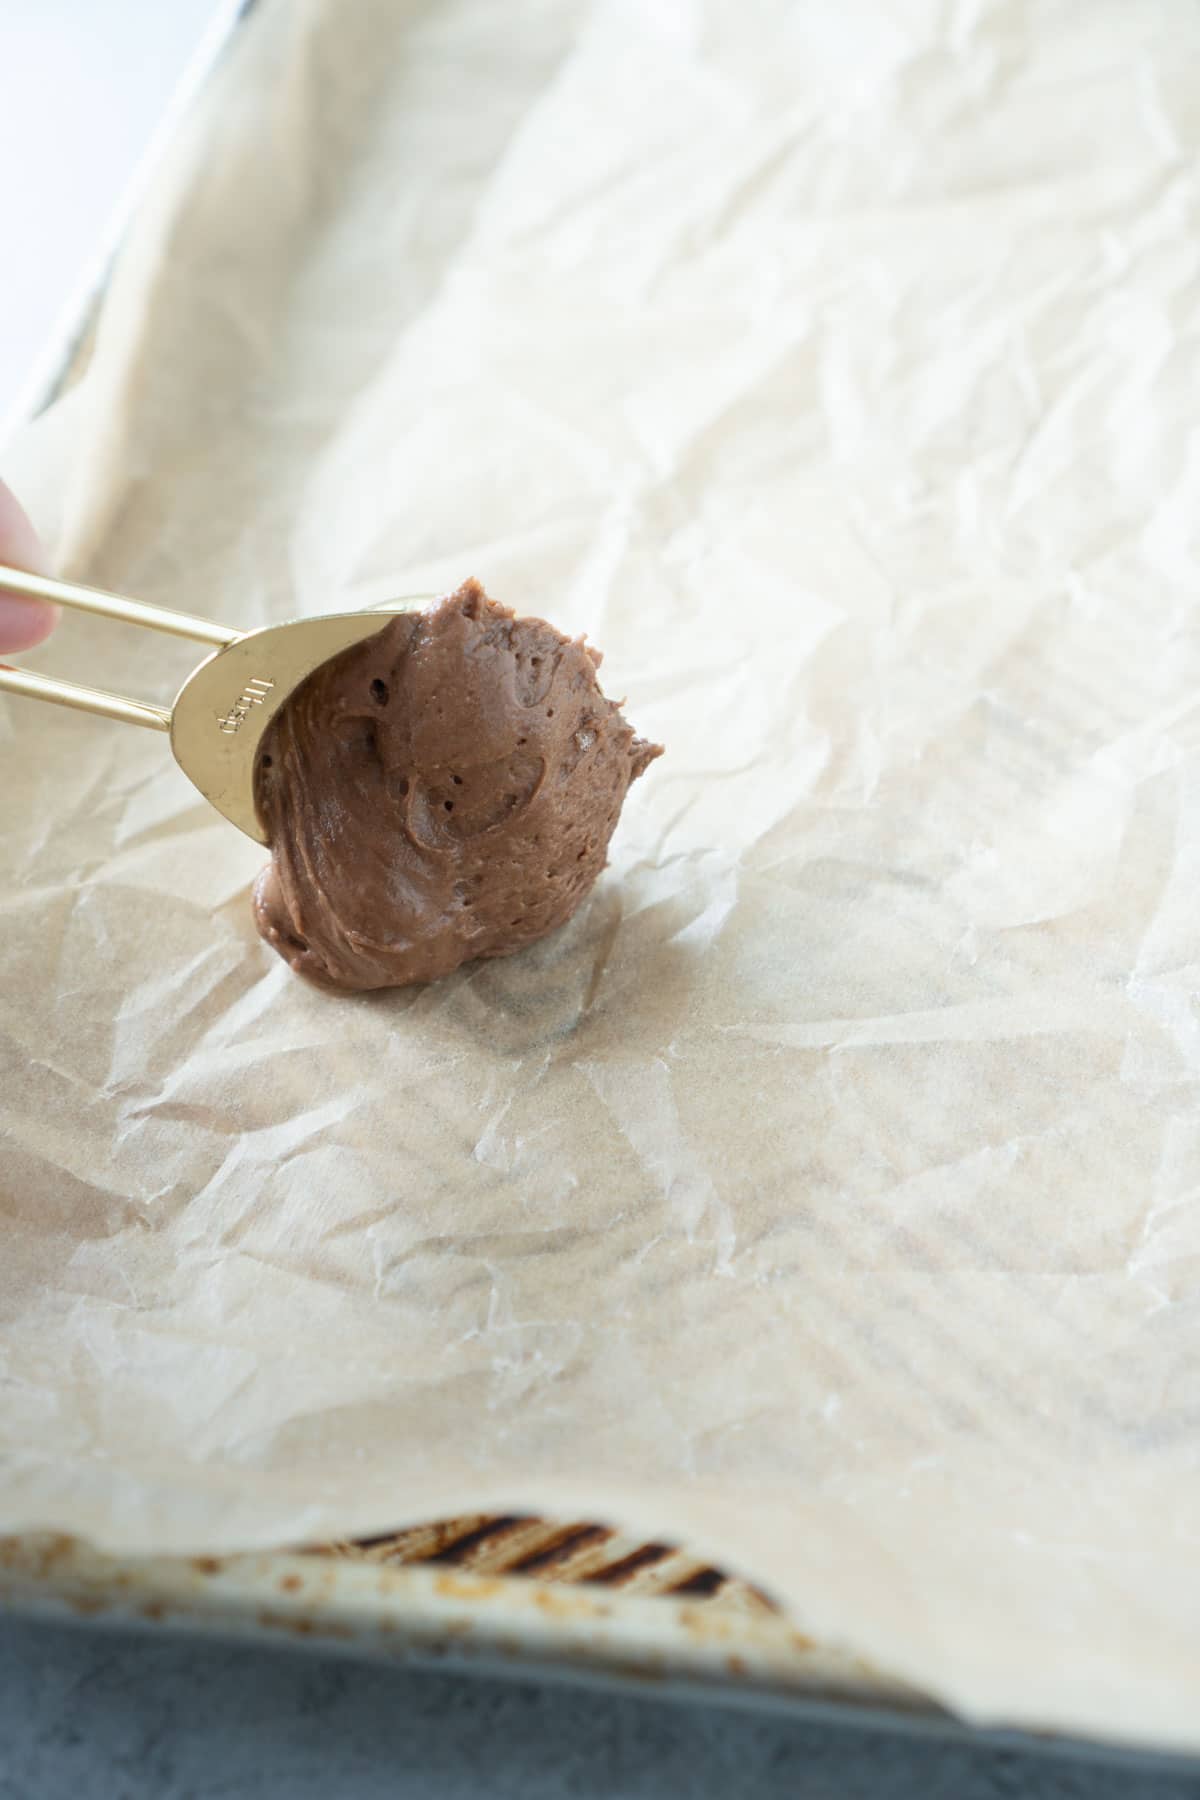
(0, 0), (228, 436)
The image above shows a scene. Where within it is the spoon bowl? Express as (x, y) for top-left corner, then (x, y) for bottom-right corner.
(171, 604), (426, 842)
(0, 564), (429, 843)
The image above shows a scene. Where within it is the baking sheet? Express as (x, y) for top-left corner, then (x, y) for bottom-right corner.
(4, 0), (1200, 1756)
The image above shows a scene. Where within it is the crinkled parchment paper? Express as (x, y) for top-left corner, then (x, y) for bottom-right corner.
(4, 0), (1200, 1752)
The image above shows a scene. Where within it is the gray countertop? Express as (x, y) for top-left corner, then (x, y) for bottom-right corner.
(0, 1614), (1195, 1800)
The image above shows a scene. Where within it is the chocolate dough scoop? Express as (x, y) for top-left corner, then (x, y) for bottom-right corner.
(253, 580), (663, 991)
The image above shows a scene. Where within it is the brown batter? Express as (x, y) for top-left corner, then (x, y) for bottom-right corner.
(253, 580), (662, 991)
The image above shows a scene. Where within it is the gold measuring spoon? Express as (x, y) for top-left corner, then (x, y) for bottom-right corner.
(0, 564), (425, 844)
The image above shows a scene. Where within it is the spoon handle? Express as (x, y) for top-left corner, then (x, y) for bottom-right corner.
(0, 564), (239, 648)
(0, 660), (171, 731)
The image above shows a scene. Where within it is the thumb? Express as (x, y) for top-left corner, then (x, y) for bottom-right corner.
(0, 480), (57, 652)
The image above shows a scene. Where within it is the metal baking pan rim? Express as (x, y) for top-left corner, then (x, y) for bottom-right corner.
(2, 1534), (1196, 1777)
(0, 1532), (926, 1721)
